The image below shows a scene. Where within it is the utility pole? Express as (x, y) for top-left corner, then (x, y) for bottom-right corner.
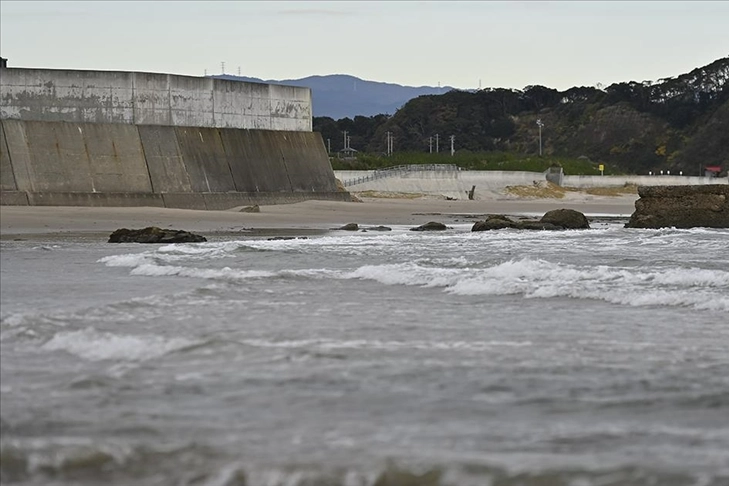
(327, 138), (331, 154)
(449, 135), (455, 156)
(435, 134), (439, 153)
(386, 131), (393, 156)
(343, 131), (348, 150)
(221, 61), (225, 74)
(536, 119), (544, 156)
(428, 137), (433, 154)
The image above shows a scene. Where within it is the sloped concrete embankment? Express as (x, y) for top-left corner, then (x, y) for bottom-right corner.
(625, 185), (729, 229)
(0, 120), (348, 208)
(334, 170), (546, 200)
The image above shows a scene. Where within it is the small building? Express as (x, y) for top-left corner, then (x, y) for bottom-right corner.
(337, 147), (358, 160)
(0, 57), (8, 69)
(705, 165), (722, 177)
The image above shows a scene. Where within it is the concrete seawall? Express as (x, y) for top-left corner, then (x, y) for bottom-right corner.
(1, 119), (349, 209)
(0, 68), (312, 131)
(1, 67), (349, 208)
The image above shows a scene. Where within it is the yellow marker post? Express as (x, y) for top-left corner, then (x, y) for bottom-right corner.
(598, 164), (604, 176)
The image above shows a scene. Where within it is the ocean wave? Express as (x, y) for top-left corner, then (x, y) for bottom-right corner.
(238, 338), (532, 352)
(345, 259), (729, 311)
(1, 438), (725, 486)
(41, 327), (198, 362)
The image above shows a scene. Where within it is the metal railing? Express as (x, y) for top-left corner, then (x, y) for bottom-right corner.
(342, 164), (460, 187)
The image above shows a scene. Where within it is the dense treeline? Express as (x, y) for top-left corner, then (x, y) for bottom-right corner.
(314, 57), (728, 175)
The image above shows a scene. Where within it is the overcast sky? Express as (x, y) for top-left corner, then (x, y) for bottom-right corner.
(1, 1), (727, 91)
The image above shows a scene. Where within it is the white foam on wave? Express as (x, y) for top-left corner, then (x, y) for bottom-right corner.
(346, 262), (463, 287)
(99, 252), (155, 267)
(41, 327), (196, 361)
(239, 337), (532, 351)
(130, 263), (276, 280)
(344, 258), (729, 311)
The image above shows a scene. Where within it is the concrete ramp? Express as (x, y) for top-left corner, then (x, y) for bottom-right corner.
(175, 127), (236, 193)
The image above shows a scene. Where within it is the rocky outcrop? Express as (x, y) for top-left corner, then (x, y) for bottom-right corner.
(540, 209), (591, 229)
(337, 223), (359, 231)
(411, 221), (449, 231)
(108, 227), (207, 243)
(625, 184), (729, 228)
(472, 210), (590, 232)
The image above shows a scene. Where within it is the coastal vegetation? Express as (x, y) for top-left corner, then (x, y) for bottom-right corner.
(317, 57), (728, 176)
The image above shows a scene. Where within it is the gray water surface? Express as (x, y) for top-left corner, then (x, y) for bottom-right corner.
(2, 225), (728, 485)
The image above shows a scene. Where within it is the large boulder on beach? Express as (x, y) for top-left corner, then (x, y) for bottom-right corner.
(411, 221), (448, 231)
(625, 184), (729, 229)
(108, 227), (207, 243)
(540, 209), (591, 229)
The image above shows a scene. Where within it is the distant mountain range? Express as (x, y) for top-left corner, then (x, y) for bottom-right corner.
(211, 74), (456, 119)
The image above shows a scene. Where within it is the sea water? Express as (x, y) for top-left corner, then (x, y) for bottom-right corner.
(1, 223), (728, 485)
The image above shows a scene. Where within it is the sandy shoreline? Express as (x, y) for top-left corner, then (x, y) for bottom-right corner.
(0, 194), (638, 240)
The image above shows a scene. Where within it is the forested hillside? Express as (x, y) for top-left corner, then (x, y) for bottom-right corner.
(314, 57), (728, 175)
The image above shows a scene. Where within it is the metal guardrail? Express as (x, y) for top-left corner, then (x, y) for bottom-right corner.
(342, 164), (460, 187)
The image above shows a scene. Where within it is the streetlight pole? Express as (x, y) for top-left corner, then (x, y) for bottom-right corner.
(536, 119), (544, 156)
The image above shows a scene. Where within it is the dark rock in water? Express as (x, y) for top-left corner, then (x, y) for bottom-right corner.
(472, 210), (589, 231)
(471, 215), (517, 231)
(540, 209), (591, 229)
(626, 184), (729, 229)
(337, 223), (359, 231)
(410, 221), (448, 231)
(518, 221), (565, 231)
(108, 227), (207, 244)
(362, 225), (392, 232)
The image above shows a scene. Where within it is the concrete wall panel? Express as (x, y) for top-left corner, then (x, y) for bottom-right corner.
(161, 193), (207, 210)
(21, 121), (95, 192)
(175, 127), (236, 193)
(27, 192), (164, 207)
(220, 129), (292, 193)
(281, 132), (339, 192)
(1, 120), (34, 192)
(169, 75), (214, 127)
(132, 72), (171, 126)
(81, 123), (153, 193)
(0, 120), (18, 190)
(0, 191), (29, 205)
(138, 125), (193, 193)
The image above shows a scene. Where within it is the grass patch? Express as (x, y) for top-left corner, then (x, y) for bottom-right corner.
(504, 182), (567, 199)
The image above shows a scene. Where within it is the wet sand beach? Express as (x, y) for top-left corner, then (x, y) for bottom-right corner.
(0, 193), (638, 239)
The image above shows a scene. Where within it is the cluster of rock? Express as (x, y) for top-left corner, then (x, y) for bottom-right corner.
(625, 184), (729, 229)
(472, 209), (590, 232)
(335, 223), (392, 232)
(108, 227), (207, 243)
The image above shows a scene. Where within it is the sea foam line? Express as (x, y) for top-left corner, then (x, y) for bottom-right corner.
(41, 327), (197, 361)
